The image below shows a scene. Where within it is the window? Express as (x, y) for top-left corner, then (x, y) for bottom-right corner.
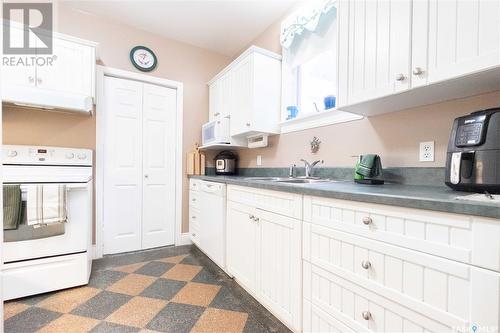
(280, 0), (362, 133)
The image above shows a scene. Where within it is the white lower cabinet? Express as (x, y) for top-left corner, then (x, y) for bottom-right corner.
(226, 186), (302, 332)
(221, 185), (500, 332)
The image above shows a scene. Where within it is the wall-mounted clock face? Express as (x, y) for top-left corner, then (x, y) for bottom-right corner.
(130, 46), (157, 72)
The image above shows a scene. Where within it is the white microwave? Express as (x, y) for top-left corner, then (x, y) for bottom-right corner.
(202, 117), (231, 146)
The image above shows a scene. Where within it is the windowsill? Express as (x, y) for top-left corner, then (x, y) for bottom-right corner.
(280, 108), (363, 133)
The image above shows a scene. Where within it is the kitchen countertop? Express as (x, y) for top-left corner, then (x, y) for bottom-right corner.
(190, 175), (500, 219)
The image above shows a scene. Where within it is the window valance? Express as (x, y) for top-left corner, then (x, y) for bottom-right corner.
(280, 0), (336, 49)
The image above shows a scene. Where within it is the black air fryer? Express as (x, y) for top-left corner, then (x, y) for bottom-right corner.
(445, 107), (500, 193)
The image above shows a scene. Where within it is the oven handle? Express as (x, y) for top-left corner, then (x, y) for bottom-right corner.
(18, 183), (90, 192)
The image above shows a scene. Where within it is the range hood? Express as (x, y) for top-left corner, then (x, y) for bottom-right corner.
(2, 86), (93, 114)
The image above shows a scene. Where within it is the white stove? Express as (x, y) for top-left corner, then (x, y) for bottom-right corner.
(2, 145), (93, 300)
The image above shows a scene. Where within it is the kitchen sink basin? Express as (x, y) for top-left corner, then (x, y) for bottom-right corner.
(244, 177), (343, 184)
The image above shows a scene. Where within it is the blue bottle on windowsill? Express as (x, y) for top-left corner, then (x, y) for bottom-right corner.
(286, 106), (299, 120)
(324, 95), (336, 110)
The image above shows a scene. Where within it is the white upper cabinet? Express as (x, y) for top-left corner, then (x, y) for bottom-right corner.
(35, 37), (95, 97)
(426, 0), (500, 84)
(208, 46), (281, 138)
(342, 0), (500, 116)
(2, 24), (97, 113)
(347, 0), (412, 104)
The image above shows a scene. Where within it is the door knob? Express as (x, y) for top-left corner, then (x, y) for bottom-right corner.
(412, 67), (424, 76)
(361, 260), (371, 269)
(362, 216), (372, 225)
(395, 73), (406, 81)
(362, 311), (371, 320)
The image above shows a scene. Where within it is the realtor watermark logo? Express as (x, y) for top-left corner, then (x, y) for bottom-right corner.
(3, 2), (53, 54)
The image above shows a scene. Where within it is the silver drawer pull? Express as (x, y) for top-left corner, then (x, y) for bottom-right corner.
(362, 311), (371, 320)
(361, 260), (371, 270)
(395, 73), (406, 81)
(362, 216), (372, 225)
(249, 214), (255, 220)
(254, 217), (260, 222)
(192, 233), (196, 237)
(192, 198), (196, 202)
(192, 216), (196, 219)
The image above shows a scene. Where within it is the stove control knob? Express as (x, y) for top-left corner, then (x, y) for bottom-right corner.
(7, 150), (18, 157)
(78, 153), (87, 160)
(66, 153), (75, 159)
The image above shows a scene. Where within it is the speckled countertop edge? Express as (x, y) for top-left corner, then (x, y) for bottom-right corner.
(190, 175), (500, 220)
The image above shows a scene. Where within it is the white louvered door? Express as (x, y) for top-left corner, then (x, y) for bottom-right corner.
(103, 76), (176, 254)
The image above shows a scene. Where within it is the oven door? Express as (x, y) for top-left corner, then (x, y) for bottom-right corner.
(3, 182), (91, 263)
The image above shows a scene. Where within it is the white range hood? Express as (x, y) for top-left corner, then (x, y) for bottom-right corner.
(2, 85), (93, 114)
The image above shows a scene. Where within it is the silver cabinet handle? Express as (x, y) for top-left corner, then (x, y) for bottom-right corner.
(214, 112), (220, 116)
(246, 123), (251, 127)
(412, 67), (424, 76)
(37, 77), (42, 84)
(144, 174), (149, 178)
(192, 216), (196, 219)
(362, 216), (372, 225)
(362, 311), (371, 320)
(28, 76), (34, 83)
(361, 260), (371, 269)
(191, 198), (196, 202)
(254, 217), (260, 222)
(192, 233), (196, 237)
(395, 73), (406, 81)
(249, 214), (255, 220)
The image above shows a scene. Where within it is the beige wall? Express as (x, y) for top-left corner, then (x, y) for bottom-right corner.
(2, 4), (230, 234)
(233, 19), (500, 168)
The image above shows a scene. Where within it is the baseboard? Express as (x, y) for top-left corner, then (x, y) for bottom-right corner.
(176, 233), (192, 246)
(92, 245), (102, 259)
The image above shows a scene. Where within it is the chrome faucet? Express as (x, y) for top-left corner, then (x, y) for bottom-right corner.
(300, 159), (324, 178)
(289, 164), (296, 178)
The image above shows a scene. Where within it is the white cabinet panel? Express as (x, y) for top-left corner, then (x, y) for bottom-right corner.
(36, 37), (94, 96)
(347, 0), (411, 104)
(304, 196), (500, 271)
(230, 57), (254, 136)
(427, 0), (500, 83)
(303, 223), (500, 331)
(256, 208), (301, 331)
(226, 201), (258, 292)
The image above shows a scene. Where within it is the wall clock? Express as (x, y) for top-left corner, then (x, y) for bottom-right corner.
(130, 46), (157, 72)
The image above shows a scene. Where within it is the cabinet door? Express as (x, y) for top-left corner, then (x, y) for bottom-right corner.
(36, 37), (94, 96)
(141, 83), (177, 249)
(427, 0), (500, 84)
(226, 201), (258, 292)
(256, 208), (302, 331)
(230, 56), (254, 137)
(219, 72), (232, 119)
(1, 24), (36, 91)
(208, 81), (221, 121)
(347, 0), (412, 104)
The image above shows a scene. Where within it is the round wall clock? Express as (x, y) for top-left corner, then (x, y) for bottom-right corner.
(130, 46), (157, 72)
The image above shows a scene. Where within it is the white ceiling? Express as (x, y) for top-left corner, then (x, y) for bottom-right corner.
(62, 1), (299, 56)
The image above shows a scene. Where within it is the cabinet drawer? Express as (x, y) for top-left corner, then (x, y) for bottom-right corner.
(189, 191), (200, 209)
(303, 299), (356, 333)
(227, 185), (302, 219)
(189, 207), (200, 245)
(305, 262), (464, 333)
(304, 196), (500, 271)
(189, 179), (202, 191)
(303, 223), (500, 330)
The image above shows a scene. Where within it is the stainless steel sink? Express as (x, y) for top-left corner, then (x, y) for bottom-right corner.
(244, 177), (343, 184)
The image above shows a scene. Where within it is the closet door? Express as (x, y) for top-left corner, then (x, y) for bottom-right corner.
(141, 83), (177, 249)
(103, 76), (143, 254)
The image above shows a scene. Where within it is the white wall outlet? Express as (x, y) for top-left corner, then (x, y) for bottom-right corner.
(256, 155), (262, 166)
(419, 141), (435, 162)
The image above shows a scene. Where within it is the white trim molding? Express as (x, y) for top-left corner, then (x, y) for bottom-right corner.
(177, 233), (193, 246)
(280, 109), (363, 133)
(95, 66), (184, 259)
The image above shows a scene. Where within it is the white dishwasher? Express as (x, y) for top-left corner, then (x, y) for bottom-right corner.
(196, 180), (226, 270)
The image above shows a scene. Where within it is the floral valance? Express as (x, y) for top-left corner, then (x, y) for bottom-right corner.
(280, 0), (336, 49)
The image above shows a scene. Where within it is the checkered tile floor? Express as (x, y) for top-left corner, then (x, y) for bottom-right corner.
(4, 246), (290, 333)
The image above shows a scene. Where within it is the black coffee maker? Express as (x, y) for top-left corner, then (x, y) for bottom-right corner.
(445, 107), (500, 193)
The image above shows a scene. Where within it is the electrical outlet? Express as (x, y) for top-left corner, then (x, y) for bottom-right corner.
(256, 155), (262, 166)
(419, 141), (435, 162)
